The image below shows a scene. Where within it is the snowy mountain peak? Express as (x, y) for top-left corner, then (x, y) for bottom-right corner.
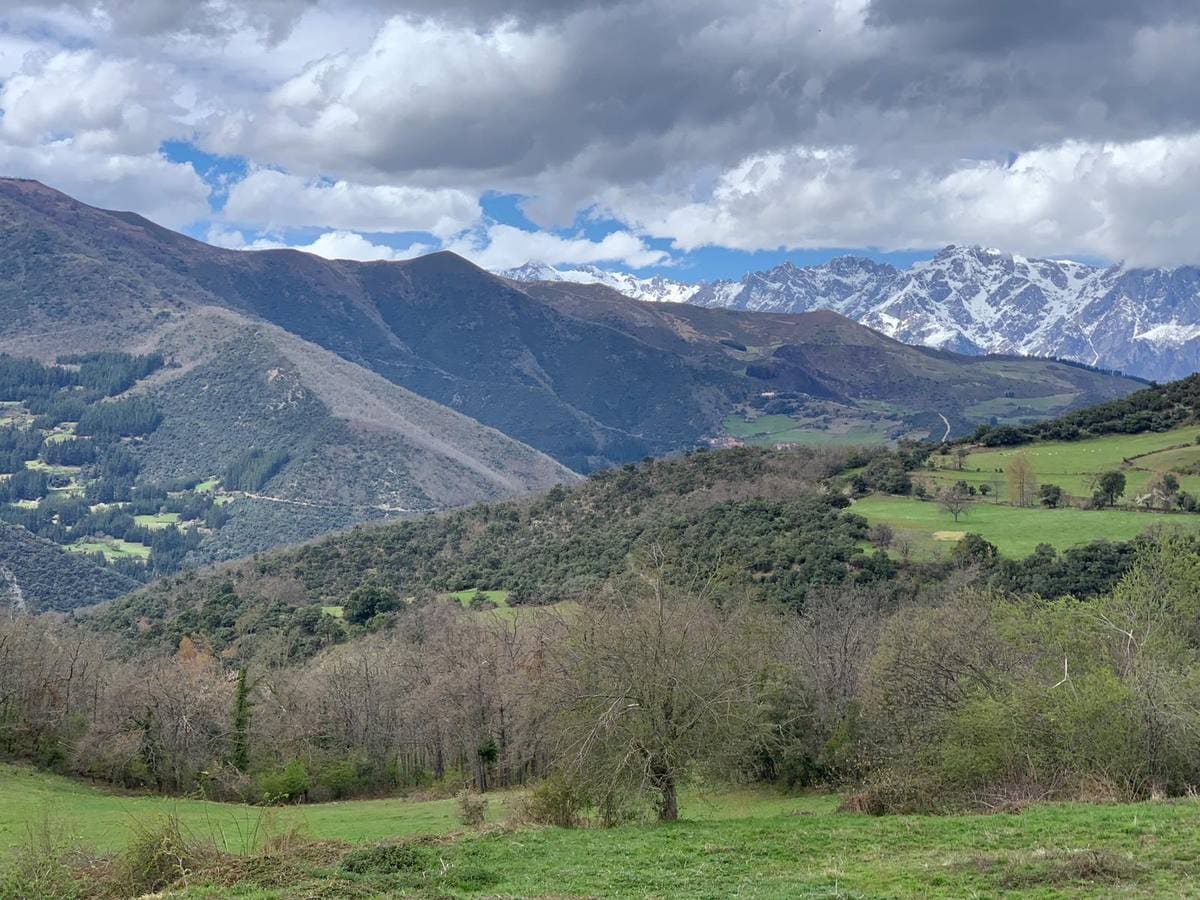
(496, 249), (1200, 382)
(496, 261), (700, 304)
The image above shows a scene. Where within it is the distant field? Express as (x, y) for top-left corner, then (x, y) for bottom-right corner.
(723, 414), (893, 447)
(0, 763), (496, 854)
(320, 604), (345, 618)
(854, 494), (1200, 558)
(964, 392), (1079, 423)
(133, 512), (181, 530)
(64, 538), (152, 561)
(5, 764), (1200, 897)
(448, 589), (511, 608)
(928, 426), (1200, 502)
(23, 459), (81, 477)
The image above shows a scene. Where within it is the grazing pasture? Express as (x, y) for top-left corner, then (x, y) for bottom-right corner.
(853, 494), (1200, 557)
(4, 764), (1199, 898)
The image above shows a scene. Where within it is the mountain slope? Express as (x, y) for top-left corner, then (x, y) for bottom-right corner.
(0, 179), (1143, 473)
(131, 306), (575, 559)
(507, 248), (1200, 382)
(0, 523), (138, 613)
(523, 280), (1144, 437)
(696, 247), (1200, 381)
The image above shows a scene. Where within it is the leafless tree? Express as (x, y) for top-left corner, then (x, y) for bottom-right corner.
(937, 483), (970, 522)
(1005, 452), (1036, 507)
(544, 552), (785, 821)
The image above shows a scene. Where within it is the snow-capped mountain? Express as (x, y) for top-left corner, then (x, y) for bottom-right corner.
(497, 261), (700, 304)
(497, 249), (1200, 382)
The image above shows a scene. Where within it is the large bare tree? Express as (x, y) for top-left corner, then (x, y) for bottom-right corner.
(545, 554), (784, 821)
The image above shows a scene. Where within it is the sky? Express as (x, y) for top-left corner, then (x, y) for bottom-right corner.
(0, 1), (1197, 282)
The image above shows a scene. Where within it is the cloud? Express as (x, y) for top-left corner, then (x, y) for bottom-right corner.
(0, 49), (186, 154)
(221, 169), (481, 238)
(6, 0), (1200, 264)
(444, 224), (668, 270)
(605, 133), (1200, 267)
(0, 142), (209, 227)
(206, 224), (432, 261)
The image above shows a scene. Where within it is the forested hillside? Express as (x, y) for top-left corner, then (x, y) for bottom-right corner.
(0, 523), (137, 611)
(970, 373), (1200, 446)
(92, 443), (1154, 662)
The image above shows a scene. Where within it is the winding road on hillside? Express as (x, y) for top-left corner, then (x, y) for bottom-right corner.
(937, 413), (951, 443)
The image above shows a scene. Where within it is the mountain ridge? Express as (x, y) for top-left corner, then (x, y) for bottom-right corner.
(499, 247), (1200, 381)
(0, 178), (1146, 465)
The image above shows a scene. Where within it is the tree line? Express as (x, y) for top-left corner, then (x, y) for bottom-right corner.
(4, 536), (1200, 821)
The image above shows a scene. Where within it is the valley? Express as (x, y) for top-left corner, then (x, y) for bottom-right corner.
(4, 3), (1199, 897)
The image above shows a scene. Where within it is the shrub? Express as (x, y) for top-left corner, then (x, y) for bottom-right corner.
(110, 815), (210, 897)
(257, 760), (310, 804)
(339, 843), (434, 875)
(315, 758), (365, 800)
(0, 818), (89, 900)
(456, 790), (489, 828)
(838, 770), (944, 815)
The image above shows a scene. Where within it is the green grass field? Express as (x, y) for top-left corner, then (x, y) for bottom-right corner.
(964, 392), (1080, 423)
(63, 538), (152, 561)
(0, 764), (495, 854)
(447, 589), (510, 608)
(4, 764), (1200, 897)
(23, 459), (81, 477)
(133, 512), (181, 530)
(724, 414), (894, 447)
(320, 605), (345, 618)
(854, 494), (1200, 558)
(930, 426), (1200, 503)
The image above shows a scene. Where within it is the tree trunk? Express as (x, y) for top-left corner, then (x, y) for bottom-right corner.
(657, 773), (678, 822)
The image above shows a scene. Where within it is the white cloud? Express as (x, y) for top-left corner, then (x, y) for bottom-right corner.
(0, 49), (186, 154)
(222, 169), (481, 238)
(0, 143), (209, 227)
(0, 44), (208, 228)
(207, 15), (566, 181)
(206, 224), (432, 261)
(444, 223), (668, 270)
(604, 133), (1200, 267)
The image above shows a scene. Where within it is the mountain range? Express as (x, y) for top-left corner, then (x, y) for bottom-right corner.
(0, 178), (1147, 586)
(499, 247), (1200, 382)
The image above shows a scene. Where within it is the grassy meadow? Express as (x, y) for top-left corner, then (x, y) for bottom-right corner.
(724, 413), (894, 447)
(850, 426), (1200, 558)
(4, 763), (1200, 897)
(854, 494), (1200, 558)
(927, 426), (1200, 502)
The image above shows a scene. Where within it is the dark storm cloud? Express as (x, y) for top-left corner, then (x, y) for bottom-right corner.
(867, 0), (1199, 51)
(210, 0), (1199, 201)
(6, 0), (1200, 262)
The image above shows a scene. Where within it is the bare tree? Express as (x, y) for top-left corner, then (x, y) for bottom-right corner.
(938, 483), (970, 523)
(546, 553), (784, 821)
(1005, 452), (1036, 507)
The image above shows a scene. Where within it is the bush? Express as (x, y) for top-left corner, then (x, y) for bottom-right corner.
(456, 790), (489, 828)
(838, 770), (944, 815)
(339, 843), (434, 875)
(315, 758), (365, 800)
(110, 815), (210, 897)
(514, 775), (641, 828)
(0, 818), (89, 900)
(257, 760), (310, 804)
